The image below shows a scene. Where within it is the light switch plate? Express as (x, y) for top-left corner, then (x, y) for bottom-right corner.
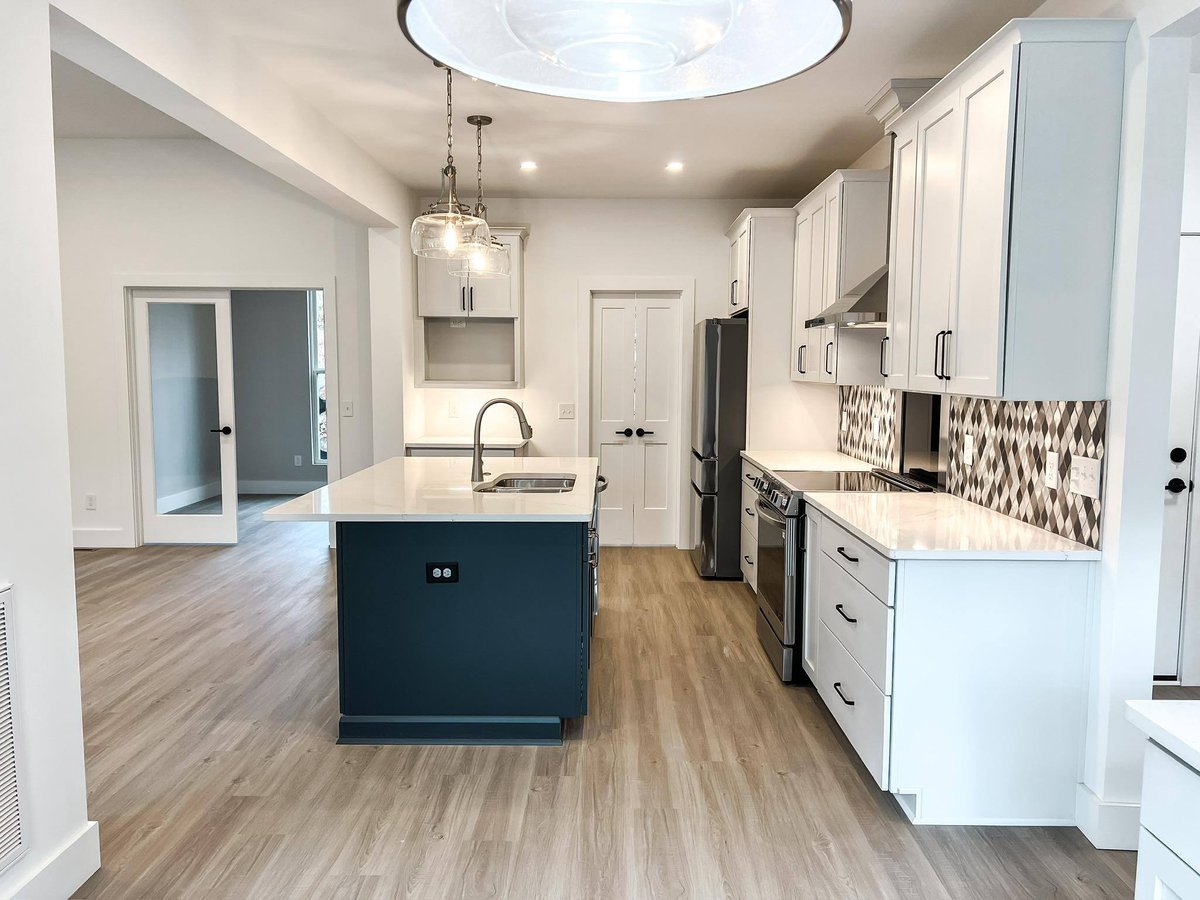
(340, 400), (354, 418)
(841, 411), (849, 433)
(1069, 455), (1102, 499)
(963, 433), (975, 467)
(1045, 450), (1060, 490)
(558, 403), (576, 420)
(449, 319), (467, 329)
(294, 455), (303, 467)
(84, 493), (97, 511)
(871, 415), (881, 441)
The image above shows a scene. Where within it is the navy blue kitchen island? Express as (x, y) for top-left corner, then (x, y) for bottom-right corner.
(264, 456), (601, 746)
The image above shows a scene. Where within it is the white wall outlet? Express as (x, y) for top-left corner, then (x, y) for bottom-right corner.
(871, 415), (881, 441)
(962, 433), (975, 467)
(449, 318), (467, 329)
(840, 411), (849, 433)
(1045, 450), (1060, 490)
(340, 400), (354, 418)
(1069, 455), (1102, 499)
(294, 455), (303, 467)
(558, 403), (576, 420)
(84, 493), (97, 511)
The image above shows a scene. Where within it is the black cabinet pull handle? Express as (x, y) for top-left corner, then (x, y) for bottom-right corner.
(635, 428), (654, 437)
(210, 426), (232, 435)
(835, 603), (858, 624)
(461, 285), (467, 312)
(799, 344), (807, 374)
(616, 428), (633, 437)
(1167, 478), (1190, 494)
(797, 346), (803, 374)
(730, 279), (738, 306)
(825, 341), (834, 375)
(745, 507), (755, 517)
(836, 546), (859, 563)
(880, 336), (889, 377)
(833, 682), (855, 706)
(940, 330), (953, 381)
(469, 286), (474, 311)
(933, 330), (945, 379)
(744, 555), (754, 565)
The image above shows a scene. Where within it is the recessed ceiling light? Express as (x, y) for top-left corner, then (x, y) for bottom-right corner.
(520, 160), (538, 172)
(397, 0), (852, 103)
(666, 161), (684, 173)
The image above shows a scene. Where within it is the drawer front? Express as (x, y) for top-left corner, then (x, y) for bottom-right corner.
(818, 553), (894, 693)
(818, 518), (892, 604)
(742, 459), (762, 490)
(1135, 826), (1200, 900)
(1142, 742), (1200, 873)
(741, 524), (758, 592)
(816, 622), (890, 789)
(741, 483), (760, 534)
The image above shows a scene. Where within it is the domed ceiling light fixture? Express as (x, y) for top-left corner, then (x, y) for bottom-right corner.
(411, 66), (490, 257)
(397, 0), (852, 103)
(450, 115), (511, 278)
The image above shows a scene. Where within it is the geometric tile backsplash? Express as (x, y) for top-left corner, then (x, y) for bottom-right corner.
(946, 397), (1106, 548)
(838, 388), (1107, 549)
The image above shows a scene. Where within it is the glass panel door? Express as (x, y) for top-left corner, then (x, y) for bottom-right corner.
(132, 290), (238, 543)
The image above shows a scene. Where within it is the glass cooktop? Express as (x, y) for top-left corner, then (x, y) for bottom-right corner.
(773, 469), (932, 494)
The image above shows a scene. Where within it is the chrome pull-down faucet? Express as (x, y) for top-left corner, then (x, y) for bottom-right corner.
(471, 399), (533, 483)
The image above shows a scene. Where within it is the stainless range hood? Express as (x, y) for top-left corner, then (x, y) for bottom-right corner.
(804, 263), (888, 328)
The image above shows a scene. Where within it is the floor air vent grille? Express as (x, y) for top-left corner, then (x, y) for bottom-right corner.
(0, 586), (24, 873)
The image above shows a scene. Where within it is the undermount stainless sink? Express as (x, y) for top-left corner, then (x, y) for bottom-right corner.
(473, 473), (577, 494)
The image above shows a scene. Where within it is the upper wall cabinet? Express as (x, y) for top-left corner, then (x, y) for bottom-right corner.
(727, 217), (752, 314)
(884, 19), (1130, 400)
(417, 229), (526, 319)
(791, 169), (889, 386)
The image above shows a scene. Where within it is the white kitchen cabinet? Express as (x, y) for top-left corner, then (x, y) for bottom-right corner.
(887, 19), (1129, 399)
(805, 507), (1095, 824)
(417, 228), (525, 319)
(727, 220), (751, 314)
(789, 170), (888, 387)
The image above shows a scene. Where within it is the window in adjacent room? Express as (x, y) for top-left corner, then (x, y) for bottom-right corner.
(308, 289), (327, 465)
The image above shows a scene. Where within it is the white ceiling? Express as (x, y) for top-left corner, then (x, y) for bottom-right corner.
(52, 1), (1043, 198)
(51, 55), (199, 139)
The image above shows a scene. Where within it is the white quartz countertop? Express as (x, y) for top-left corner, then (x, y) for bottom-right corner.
(804, 491), (1101, 560)
(740, 449), (874, 474)
(263, 456), (598, 523)
(405, 435), (531, 449)
(1127, 700), (1200, 773)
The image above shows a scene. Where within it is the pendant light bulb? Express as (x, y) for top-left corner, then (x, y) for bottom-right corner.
(411, 67), (489, 258)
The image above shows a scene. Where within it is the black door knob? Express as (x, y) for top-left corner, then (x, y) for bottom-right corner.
(1166, 477), (1190, 494)
(615, 428), (633, 437)
(210, 426), (232, 435)
(1171, 447), (1188, 464)
(635, 428), (654, 437)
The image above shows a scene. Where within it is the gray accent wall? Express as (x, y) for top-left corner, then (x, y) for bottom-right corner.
(231, 290), (327, 492)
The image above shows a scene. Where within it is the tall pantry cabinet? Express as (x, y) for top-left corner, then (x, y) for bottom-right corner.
(884, 18), (1130, 400)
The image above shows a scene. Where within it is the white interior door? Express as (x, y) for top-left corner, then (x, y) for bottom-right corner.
(132, 289), (239, 544)
(590, 291), (681, 546)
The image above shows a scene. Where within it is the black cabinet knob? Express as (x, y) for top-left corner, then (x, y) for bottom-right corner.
(615, 428), (633, 437)
(1171, 447), (1188, 464)
(1166, 478), (1190, 495)
(210, 426), (232, 435)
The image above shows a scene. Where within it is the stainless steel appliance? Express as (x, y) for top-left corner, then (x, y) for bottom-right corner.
(749, 469), (929, 682)
(689, 318), (748, 578)
(589, 475), (607, 639)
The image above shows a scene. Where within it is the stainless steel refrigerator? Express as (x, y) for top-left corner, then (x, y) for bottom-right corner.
(690, 317), (748, 578)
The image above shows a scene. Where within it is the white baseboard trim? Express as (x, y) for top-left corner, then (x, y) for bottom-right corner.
(73, 527), (135, 550)
(5, 820), (100, 899)
(237, 480), (325, 495)
(156, 482), (220, 514)
(1075, 783), (1141, 850)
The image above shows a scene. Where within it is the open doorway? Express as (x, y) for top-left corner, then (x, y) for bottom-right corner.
(130, 287), (328, 544)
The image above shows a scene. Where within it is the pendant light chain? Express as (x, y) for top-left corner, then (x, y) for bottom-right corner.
(476, 119), (485, 209)
(445, 67), (454, 168)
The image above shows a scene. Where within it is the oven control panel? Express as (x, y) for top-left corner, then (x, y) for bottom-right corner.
(750, 474), (792, 515)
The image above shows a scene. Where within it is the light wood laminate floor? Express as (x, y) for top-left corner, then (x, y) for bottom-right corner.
(75, 497), (1138, 899)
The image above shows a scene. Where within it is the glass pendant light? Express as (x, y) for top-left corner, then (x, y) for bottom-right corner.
(397, 0), (852, 103)
(411, 66), (489, 257)
(450, 115), (511, 279)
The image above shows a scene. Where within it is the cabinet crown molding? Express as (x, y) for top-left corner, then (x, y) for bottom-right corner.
(867, 78), (940, 131)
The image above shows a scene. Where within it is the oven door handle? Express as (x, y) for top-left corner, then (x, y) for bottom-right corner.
(755, 499), (788, 526)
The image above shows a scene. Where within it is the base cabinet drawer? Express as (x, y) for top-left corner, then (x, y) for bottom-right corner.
(818, 554), (894, 693)
(741, 524), (758, 592)
(818, 518), (892, 603)
(1142, 743), (1200, 874)
(816, 621), (890, 789)
(1136, 826), (1200, 900)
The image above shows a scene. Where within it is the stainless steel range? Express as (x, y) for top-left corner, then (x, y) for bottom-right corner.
(749, 468), (930, 683)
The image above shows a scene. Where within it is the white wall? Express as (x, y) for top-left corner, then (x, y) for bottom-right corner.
(230, 290), (328, 492)
(0, 1), (99, 895)
(55, 137), (374, 547)
(403, 197), (836, 455)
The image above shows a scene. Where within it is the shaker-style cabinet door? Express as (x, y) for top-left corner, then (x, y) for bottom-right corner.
(907, 89), (964, 393)
(885, 118), (919, 390)
(417, 255), (469, 317)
